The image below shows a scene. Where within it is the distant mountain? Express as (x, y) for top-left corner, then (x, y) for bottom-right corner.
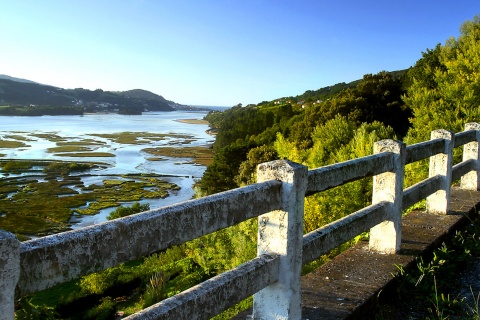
(0, 76), (177, 114)
(0, 74), (39, 84)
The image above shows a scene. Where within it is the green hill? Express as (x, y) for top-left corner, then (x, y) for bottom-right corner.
(0, 77), (176, 115)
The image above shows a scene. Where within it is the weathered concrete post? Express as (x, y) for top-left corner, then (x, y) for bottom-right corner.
(253, 160), (307, 320)
(0, 230), (20, 320)
(369, 139), (405, 254)
(426, 129), (455, 214)
(461, 122), (480, 191)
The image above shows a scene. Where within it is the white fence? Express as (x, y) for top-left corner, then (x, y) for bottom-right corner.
(1, 123), (480, 320)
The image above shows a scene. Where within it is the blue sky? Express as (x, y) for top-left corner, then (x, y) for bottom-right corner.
(1, 1), (479, 106)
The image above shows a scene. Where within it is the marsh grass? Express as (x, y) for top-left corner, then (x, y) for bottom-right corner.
(0, 161), (180, 236)
(4, 134), (35, 141)
(47, 146), (93, 153)
(91, 132), (196, 144)
(56, 139), (106, 146)
(29, 133), (66, 142)
(176, 119), (209, 125)
(0, 139), (28, 148)
(142, 146), (214, 166)
(53, 152), (115, 157)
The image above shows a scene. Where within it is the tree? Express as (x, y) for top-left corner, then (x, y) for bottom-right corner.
(235, 145), (278, 186)
(106, 202), (150, 220)
(274, 117), (396, 232)
(404, 16), (480, 144)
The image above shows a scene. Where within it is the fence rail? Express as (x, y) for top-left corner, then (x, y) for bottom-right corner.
(1, 122), (480, 319)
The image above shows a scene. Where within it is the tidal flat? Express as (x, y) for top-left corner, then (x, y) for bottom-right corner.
(0, 111), (214, 239)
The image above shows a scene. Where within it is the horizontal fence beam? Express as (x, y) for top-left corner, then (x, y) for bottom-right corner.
(306, 153), (393, 196)
(405, 139), (445, 164)
(454, 130), (477, 148)
(453, 159), (476, 182)
(302, 201), (389, 265)
(402, 175), (443, 210)
(17, 180), (282, 297)
(126, 254), (280, 320)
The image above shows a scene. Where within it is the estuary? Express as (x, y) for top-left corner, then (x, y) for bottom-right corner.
(0, 111), (214, 234)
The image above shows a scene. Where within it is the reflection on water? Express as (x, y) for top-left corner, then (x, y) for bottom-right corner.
(0, 111), (212, 227)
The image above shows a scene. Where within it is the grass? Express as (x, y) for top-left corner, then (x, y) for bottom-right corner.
(142, 146), (214, 166)
(53, 152), (116, 157)
(375, 219), (480, 319)
(56, 139), (106, 146)
(3, 134), (35, 141)
(91, 132), (196, 145)
(47, 146), (93, 153)
(22, 246), (206, 319)
(0, 161), (180, 237)
(175, 119), (209, 125)
(29, 133), (67, 142)
(0, 139), (28, 148)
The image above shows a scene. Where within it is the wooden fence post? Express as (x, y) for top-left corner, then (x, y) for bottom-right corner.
(427, 129), (454, 214)
(369, 139), (405, 254)
(461, 122), (480, 191)
(0, 230), (20, 320)
(253, 160), (307, 320)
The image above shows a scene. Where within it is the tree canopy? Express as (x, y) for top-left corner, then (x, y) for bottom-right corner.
(404, 16), (480, 143)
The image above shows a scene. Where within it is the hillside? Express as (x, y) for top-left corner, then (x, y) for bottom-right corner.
(0, 76), (176, 115)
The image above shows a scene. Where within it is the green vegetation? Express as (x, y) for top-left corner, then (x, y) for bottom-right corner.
(56, 139), (106, 146)
(0, 139), (29, 148)
(0, 80), (174, 114)
(142, 146), (214, 166)
(0, 105), (83, 116)
(91, 132), (195, 145)
(53, 152), (116, 157)
(191, 16), (480, 317)
(21, 237), (205, 319)
(4, 134), (35, 141)
(176, 118), (209, 124)
(107, 202), (150, 220)
(375, 221), (480, 319)
(9, 15), (480, 319)
(30, 133), (67, 142)
(0, 161), (179, 236)
(1, 160), (38, 172)
(47, 146), (93, 153)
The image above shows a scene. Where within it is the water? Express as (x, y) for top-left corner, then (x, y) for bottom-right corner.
(0, 111), (213, 227)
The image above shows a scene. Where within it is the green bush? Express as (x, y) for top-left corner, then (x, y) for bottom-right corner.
(84, 297), (116, 320)
(143, 271), (168, 308)
(106, 202), (150, 220)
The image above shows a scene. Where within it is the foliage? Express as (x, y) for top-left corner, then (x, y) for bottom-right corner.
(84, 297), (116, 320)
(15, 298), (59, 320)
(0, 105), (84, 116)
(0, 139), (29, 148)
(235, 145), (278, 186)
(404, 16), (480, 144)
(276, 117), (396, 232)
(43, 162), (94, 176)
(106, 202), (150, 220)
(386, 221), (480, 319)
(1, 160), (35, 171)
(185, 218), (257, 275)
(0, 167), (177, 236)
(0, 78), (174, 114)
(143, 271), (168, 308)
